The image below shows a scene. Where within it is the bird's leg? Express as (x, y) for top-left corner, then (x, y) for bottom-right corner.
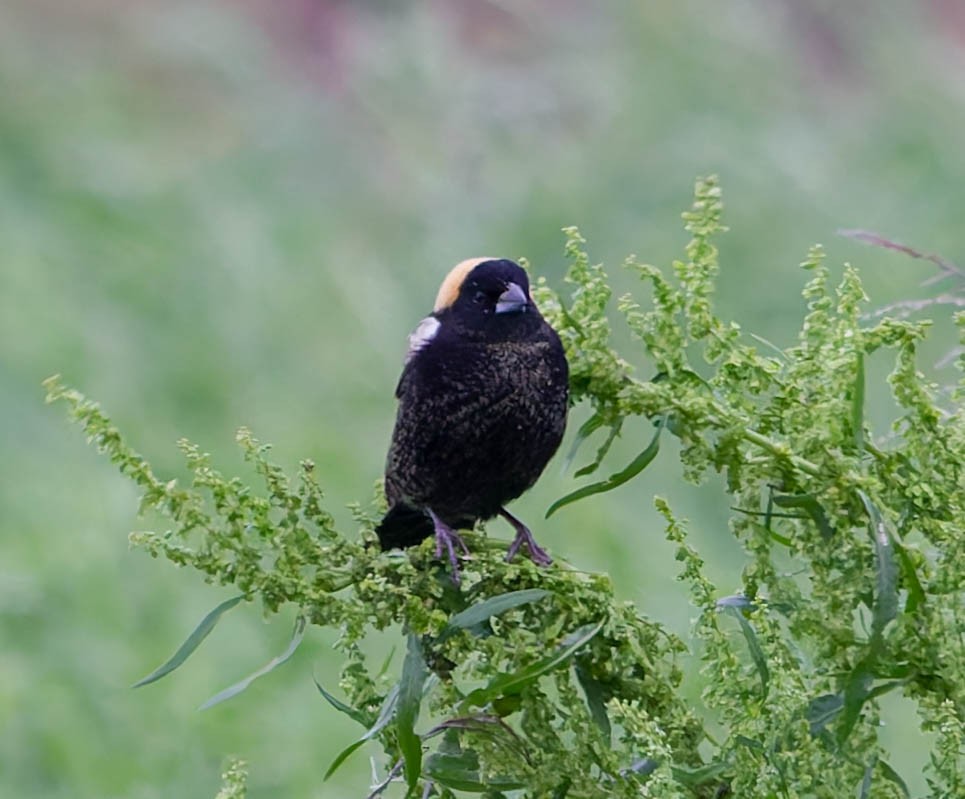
(427, 508), (470, 584)
(500, 508), (552, 566)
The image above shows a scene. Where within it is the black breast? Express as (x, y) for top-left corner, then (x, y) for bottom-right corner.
(384, 319), (568, 528)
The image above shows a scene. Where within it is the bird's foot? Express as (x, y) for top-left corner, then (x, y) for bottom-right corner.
(428, 508), (470, 584)
(500, 508), (553, 567)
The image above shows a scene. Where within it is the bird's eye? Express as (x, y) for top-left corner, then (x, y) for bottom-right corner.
(473, 291), (487, 305)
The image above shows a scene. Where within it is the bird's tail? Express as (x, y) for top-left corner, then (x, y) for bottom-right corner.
(376, 504), (434, 550)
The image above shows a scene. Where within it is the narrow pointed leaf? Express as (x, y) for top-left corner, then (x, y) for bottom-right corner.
(805, 692), (844, 736)
(574, 663), (611, 741)
(732, 503), (799, 543)
(877, 760), (911, 798)
(322, 738), (368, 782)
(892, 510), (926, 614)
(893, 539), (925, 614)
(325, 685), (400, 780)
(561, 413), (605, 473)
(436, 727), (463, 755)
(624, 758), (659, 776)
(672, 762), (730, 787)
(858, 491), (899, 644)
(422, 716), (531, 767)
(397, 633), (429, 793)
(766, 528), (794, 546)
(749, 332), (788, 360)
(132, 594), (244, 688)
(722, 606), (769, 699)
(760, 489), (796, 545)
(377, 645), (397, 679)
(423, 750), (483, 792)
(441, 589), (550, 638)
(772, 494), (834, 540)
(836, 666), (873, 746)
(575, 421), (622, 478)
(763, 487), (776, 530)
(716, 595), (755, 610)
(424, 750), (525, 793)
(314, 675), (372, 727)
(463, 620), (604, 709)
(546, 420), (663, 518)
(734, 735), (764, 751)
(199, 614), (306, 710)
(326, 740), (367, 781)
(423, 715), (512, 740)
(851, 350), (866, 450)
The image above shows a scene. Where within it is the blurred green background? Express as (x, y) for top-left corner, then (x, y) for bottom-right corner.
(3, 1), (963, 795)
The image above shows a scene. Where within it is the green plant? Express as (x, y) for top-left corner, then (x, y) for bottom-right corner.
(47, 177), (965, 798)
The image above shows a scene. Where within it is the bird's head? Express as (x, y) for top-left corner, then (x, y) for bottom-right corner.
(433, 258), (540, 337)
(404, 258), (547, 363)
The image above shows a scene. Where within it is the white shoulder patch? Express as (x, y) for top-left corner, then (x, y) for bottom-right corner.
(405, 316), (440, 364)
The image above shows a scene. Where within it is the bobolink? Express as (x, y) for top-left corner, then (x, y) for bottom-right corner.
(376, 258), (568, 581)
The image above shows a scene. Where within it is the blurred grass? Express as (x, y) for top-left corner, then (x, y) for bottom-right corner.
(2, 1), (963, 795)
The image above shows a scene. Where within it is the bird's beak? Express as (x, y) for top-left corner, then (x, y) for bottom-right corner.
(495, 282), (529, 314)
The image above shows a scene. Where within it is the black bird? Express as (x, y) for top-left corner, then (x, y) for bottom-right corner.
(376, 257), (569, 580)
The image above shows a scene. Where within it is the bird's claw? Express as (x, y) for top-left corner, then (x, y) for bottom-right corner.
(500, 508), (553, 567)
(428, 509), (469, 585)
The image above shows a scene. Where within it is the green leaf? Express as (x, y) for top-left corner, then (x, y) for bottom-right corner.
(397, 633), (429, 793)
(893, 538), (926, 614)
(763, 488), (775, 531)
(832, 667), (907, 750)
(132, 594), (245, 688)
(440, 589), (551, 639)
(463, 621), (605, 709)
(734, 735), (764, 751)
(836, 666), (873, 746)
(865, 679), (909, 703)
(435, 727), (463, 754)
(422, 716), (531, 767)
(772, 493), (834, 540)
(623, 758), (658, 776)
(561, 413), (605, 473)
(423, 715), (514, 740)
(376, 645), (397, 679)
(722, 606), (769, 699)
(423, 749), (484, 792)
(574, 662), (611, 742)
(671, 761), (730, 788)
(748, 332), (788, 360)
(857, 491), (899, 643)
(732, 503), (798, 545)
(767, 528), (795, 547)
(492, 694), (522, 717)
(423, 749), (525, 793)
(877, 760), (911, 799)
(805, 692), (844, 736)
(546, 420), (663, 518)
(575, 421), (622, 478)
(313, 674), (372, 728)
(851, 350), (866, 450)
(324, 684), (400, 780)
(716, 595), (754, 610)
(199, 614), (306, 711)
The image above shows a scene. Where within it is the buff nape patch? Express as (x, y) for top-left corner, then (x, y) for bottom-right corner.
(433, 257), (495, 312)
